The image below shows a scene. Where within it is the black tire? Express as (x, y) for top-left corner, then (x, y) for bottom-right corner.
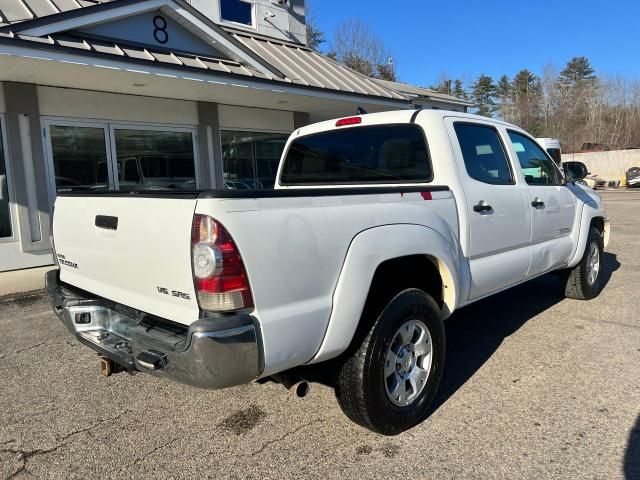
(562, 226), (604, 300)
(334, 289), (445, 435)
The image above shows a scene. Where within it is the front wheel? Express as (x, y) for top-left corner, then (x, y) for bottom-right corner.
(561, 226), (604, 300)
(334, 289), (445, 435)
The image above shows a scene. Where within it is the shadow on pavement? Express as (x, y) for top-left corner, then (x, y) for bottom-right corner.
(429, 252), (620, 414)
(626, 415), (640, 480)
(301, 253), (621, 414)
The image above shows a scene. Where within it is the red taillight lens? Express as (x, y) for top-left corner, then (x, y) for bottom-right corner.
(335, 116), (362, 127)
(192, 214), (253, 312)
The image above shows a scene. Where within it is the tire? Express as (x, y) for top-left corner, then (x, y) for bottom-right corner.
(334, 289), (445, 435)
(562, 226), (604, 300)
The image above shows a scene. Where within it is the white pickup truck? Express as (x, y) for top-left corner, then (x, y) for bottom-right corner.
(47, 110), (610, 435)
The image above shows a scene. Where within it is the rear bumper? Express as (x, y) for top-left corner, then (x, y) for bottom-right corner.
(45, 270), (263, 390)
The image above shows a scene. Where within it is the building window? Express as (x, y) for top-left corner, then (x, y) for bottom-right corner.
(113, 129), (196, 192)
(45, 121), (198, 198)
(48, 124), (110, 195)
(222, 131), (289, 189)
(220, 0), (254, 26)
(0, 118), (12, 238)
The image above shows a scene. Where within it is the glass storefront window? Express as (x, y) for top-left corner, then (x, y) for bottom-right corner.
(49, 125), (110, 194)
(0, 120), (12, 238)
(114, 129), (196, 192)
(222, 131), (288, 190)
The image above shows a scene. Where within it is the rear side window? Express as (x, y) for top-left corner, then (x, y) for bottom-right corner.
(280, 125), (431, 185)
(454, 123), (513, 185)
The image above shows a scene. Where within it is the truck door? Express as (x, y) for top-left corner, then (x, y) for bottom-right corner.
(505, 131), (577, 277)
(447, 120), (532, 300)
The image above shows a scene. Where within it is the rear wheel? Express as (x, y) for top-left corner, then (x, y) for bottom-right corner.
(561, 226), (604, 300)
(335, 289), (445, 435)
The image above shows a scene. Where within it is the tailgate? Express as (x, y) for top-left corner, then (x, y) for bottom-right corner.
(53, 195), (200, 325)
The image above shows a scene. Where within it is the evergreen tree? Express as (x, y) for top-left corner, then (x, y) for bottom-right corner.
(495, 75), (512, 120)
(511, 70), (543, 135)
(496, 75), (512, 98)
(452, 79), (467, 100)
(306, 22), (325, 52)
(559, 57), (596, 86)
(471, 74), (497, 117)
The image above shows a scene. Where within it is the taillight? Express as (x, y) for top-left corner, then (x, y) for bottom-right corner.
(192, 214), (253, 312)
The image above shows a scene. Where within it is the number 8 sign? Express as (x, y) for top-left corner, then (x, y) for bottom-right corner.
(153, 15), (169, 44)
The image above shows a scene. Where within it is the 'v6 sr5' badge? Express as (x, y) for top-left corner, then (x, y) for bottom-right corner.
(157, 286), (191, 301)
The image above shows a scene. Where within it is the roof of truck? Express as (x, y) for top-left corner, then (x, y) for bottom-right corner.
(294, 109), (524, 139)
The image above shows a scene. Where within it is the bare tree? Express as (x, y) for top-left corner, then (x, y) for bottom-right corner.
(329, 18), (396, 80)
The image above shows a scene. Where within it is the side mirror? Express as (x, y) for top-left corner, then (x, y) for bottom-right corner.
(563, 161), (589, 181)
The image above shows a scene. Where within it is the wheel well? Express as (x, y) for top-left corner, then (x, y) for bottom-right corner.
(591, 216), (604, 233)
(361, 255), (443, 323)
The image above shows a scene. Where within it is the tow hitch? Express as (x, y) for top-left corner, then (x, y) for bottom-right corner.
(99, 356), (125, 377)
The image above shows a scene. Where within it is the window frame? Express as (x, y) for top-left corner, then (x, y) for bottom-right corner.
(507, 129), (566, 187)
(0, 113), (18, 244)
(453, 121), (516, 186)
(278, 123), (434, 187)
(108, 122), (200, 191)
(219, 0), (256, 29)
(41, 116), (200, 207)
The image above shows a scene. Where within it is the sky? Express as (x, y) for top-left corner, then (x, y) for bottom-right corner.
(310, 0), (640, 87)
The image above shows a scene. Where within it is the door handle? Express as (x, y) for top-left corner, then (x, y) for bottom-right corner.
(531, 198), (545, 208)
(473, 201), (493, 213)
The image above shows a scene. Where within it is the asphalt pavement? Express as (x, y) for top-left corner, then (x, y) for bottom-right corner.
(0, 190), (638, 479)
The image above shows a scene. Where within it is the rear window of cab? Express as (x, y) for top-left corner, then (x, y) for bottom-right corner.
(279, 124), (432, 185)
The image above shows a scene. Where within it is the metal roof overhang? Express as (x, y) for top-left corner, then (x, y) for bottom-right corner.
(0, 40), (410, 120)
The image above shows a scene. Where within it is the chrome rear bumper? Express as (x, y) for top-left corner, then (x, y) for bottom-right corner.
(45, 270), (263, 389)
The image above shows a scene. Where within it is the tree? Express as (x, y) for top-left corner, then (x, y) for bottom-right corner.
(306, 22), (325, 52)
(432, 77), (453, 95)
(305, 3), (325, 52)
(495, 75), (512, 119)
(511, 70), (543, 134)
(471, 74), (497, 117)
(559, 56), (596, 87)
(329, 18), (396, 80)
(376, 60), (397, 82)
(452, 79), (467, 100)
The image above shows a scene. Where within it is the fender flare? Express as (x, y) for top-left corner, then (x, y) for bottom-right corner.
(308, 223), (461, 364)
(567, 200), (608, 268)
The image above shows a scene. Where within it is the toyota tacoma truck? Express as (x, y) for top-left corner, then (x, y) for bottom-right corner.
(47, 110), (610, 435)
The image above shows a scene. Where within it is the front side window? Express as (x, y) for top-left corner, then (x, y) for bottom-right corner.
(0, 120), (12, 238)
(114, 129), (196, 192)
(220, 0), (253, 26)
(508, 131), (563, 186)
(280, 125), (431, 185)
(454, 123), (513, 185)
(222, 131), (289, 190)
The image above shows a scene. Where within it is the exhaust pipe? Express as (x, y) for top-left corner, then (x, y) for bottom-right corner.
(272, 374), (311, 398)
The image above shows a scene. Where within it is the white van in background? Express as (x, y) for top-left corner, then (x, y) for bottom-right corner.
(536, 138), (562, 165)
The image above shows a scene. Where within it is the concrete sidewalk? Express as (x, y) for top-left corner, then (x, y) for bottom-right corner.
(0, 266), (55, 298)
